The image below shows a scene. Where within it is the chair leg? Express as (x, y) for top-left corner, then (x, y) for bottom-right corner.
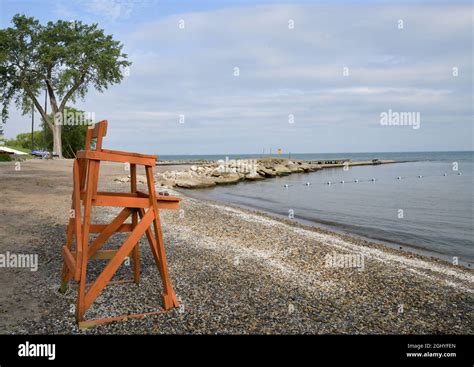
(59, 219), (75, 293)
(139, 208), (163, 280)
(72, 159), (84, 282)
(145, 166), (179, 309)
(76, 160), (96, 322)
(132, 210), (141, 284)
(130, 164), (141, 284)
(60, 160), (80, 293)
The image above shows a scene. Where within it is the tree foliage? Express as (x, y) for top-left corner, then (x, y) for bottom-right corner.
(4, 131), (46, 150)
(0, 14), (131, 157)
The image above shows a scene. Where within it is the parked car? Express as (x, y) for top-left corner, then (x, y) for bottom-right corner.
(30, 150), (51, 158)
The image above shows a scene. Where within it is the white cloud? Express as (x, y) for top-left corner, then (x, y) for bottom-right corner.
(54, 1), (77, 19)
(85, 0), (134, 20)
(54, 0), (154, 22)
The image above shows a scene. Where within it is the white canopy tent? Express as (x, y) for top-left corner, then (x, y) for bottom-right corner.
(0, 146), (28, 155)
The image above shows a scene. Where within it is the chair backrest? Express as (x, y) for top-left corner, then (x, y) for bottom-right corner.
(81, 120), (108, 194)
(85, 120), (108, 151)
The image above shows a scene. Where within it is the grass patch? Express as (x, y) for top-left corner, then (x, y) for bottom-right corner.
(0, 154), (13, 161)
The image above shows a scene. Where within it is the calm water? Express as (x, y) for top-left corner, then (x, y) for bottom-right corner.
(179, 151), (474, 265)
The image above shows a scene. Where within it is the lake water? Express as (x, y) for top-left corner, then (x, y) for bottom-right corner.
(170, 151), (474, 266)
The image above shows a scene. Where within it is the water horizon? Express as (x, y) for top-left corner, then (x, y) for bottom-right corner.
(157, 150), (474, 162)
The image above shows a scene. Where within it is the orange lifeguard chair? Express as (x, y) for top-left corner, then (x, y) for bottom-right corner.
(59, 120), (180, 328)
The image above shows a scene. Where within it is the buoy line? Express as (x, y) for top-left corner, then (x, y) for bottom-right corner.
(282, 172), (463, 187)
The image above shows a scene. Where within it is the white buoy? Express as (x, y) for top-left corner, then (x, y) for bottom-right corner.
(284, 184), (289, 188)
(340, 180), (345, 184)
(305, 182), (311, 186)
(458, 172), (462, 176)
(418, 175), (422, 178)
(354, 179), (359, 183)
(371, 178), (376, 182)
(327, 181), (332, 185)
(397, 176), (401, 180)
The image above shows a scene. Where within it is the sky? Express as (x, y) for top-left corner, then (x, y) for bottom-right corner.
(0, 0), (472, 154)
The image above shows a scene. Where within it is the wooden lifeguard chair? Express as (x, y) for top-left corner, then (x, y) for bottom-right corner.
(59, 120), (180, 328)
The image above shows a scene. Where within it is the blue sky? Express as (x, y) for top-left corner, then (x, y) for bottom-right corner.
(1, 0), (472, 154)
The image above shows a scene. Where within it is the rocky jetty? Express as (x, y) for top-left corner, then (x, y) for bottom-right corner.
(115, 158), (321, 189)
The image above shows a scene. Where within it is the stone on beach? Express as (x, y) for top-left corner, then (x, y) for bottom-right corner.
(257, 167), (277, 177)
(273, 164), (292, 176)
(213, 173), (243, 185)
(287, 161), (304, 173)
(245, 172), (265, 180)
(175, 175), (217, 189)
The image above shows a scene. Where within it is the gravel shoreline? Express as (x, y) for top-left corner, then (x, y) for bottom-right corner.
(6, 191), (474, 334)
(1, 160), (473, 334)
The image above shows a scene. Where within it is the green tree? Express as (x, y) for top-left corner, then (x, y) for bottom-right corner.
(0, 14), (131, 158)
(5, 130), (45, 150)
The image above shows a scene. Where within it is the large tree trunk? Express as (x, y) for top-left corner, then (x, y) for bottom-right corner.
(52, 124), (63, 159)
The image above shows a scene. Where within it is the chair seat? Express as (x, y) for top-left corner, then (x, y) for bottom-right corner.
(79, 191), (181, 209)
(100, 149), (157, 159)
(76, 150), (157, 166)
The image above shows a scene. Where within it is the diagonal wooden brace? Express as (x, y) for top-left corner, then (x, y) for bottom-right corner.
(83, 208), (155, 311)
(87, 208), (131, 258)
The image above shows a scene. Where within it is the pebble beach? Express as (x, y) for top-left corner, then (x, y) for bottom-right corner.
(0, 160), (473, 334)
